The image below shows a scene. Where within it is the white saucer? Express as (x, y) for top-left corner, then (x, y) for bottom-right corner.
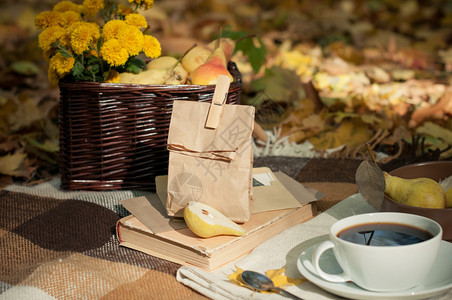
(297, 239), (452, 300)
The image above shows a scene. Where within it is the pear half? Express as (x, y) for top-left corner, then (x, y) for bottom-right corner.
(384, 172), (446, 208)
(446, 188), (452, 208)
(183, 201), (246, 238)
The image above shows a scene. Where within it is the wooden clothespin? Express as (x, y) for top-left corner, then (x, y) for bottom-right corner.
(205, 75), (231, 129)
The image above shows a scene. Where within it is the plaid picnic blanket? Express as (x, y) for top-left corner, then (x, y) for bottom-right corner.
(0, 157), (362, 299)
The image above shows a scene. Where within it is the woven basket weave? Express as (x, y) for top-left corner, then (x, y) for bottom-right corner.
(59, 62), (242, 191)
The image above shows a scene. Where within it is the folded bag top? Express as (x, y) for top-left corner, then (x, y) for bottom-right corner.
(167, 101), (254, 160)
(166, 75), (255, 222)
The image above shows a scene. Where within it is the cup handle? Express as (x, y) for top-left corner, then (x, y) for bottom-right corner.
(312, 240), (350, 282)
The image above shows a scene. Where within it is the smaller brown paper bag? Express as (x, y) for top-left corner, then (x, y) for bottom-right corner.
(166, 76), (255, 222)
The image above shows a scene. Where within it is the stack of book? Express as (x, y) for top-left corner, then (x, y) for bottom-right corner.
(116, 168), (320, 271)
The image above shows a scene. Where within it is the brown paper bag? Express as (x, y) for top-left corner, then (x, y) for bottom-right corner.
(166, 84), (255, 222)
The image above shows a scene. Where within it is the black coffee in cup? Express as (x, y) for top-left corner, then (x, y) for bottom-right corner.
(337, 222), (434, 246)
(313, 213), (442, 292)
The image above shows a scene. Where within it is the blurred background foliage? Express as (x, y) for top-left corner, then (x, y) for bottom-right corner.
(1, 0), (452, 186)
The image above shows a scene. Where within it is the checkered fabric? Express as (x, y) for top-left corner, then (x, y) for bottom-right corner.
(1, 157), (362, 299)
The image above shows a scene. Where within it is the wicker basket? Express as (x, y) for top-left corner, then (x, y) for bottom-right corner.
(59, 62), (242, 191)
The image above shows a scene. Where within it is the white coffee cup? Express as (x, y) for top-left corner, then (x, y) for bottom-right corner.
(312, 212), (442, 292)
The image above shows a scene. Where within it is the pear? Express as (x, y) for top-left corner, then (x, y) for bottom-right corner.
(181, 45), (211, 74)
(189, 47), (234, 85)
(207, 37), (235, 61)
(183, 201), (246, 238)
(207, 33), (255, 61)
(383, 172), (446, 209)
(146, 56), (188, 85)
(118, 68), (169, 85)
(119, 45), (196, 85)
(118, 72), (139, 84)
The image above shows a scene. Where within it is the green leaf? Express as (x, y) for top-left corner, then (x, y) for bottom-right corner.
(25, 136), (59, 153)
(10, 61), (40, 76)
(123, 57), (146, 74)
(60, 51), (72, 58)
(97, 37), (102, 51)
(133, 57), (147, 70)
(126, 64), (141, 74)
(236, 37), (266, 73)
(221, 28), (248, 41)
(72, 61), (85, 77)
(88, 63), (100, 75)
(86, 56), (99, 65)
(221, 29), (267, 73)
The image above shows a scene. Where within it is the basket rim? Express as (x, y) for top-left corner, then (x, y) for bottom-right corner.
(59, 62), (242, 90)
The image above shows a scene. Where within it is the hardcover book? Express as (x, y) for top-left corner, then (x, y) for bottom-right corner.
(116, 168), (320, 271)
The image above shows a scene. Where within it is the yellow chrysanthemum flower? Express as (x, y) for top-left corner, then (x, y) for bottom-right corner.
(116, 25), (144, 56)
(142, 35), (161, 59)
(101, 19), (126, 41)
(35, 11), (66, 29)
(38, 25), (66, 53)
(100, 38), (129, 67)
(65, 21), (84, 49)
(143, 0), (154, 9)
(128, 0), (154, 10)
(69, 22), (100, 55)
(125, 13), (147, 29)
(49, 52), (75, 77)
(61, 11), (82, 27)
(82, 0), (104, 17)
(37, 0), (161, 83)
(88, 48), (99, 57)
(62, 21), (87, 46)
(105, 70), (120, 83)
(53, 0), (80, 13)
(117, 4), (133, 16)
(48, 51), (75, 85)
(65, 21), (82, 33)
(42, 50), (53, 62)
(48, 67), (60, 86)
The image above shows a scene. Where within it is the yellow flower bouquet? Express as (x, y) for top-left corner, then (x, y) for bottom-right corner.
(35, 0), (161, 85)
(38, 0), (243, 191)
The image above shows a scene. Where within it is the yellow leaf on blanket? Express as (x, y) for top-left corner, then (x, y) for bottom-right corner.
(265, 267), (306, 287)
(228, 266), (247, 287)
(228, 266), (306, 293)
